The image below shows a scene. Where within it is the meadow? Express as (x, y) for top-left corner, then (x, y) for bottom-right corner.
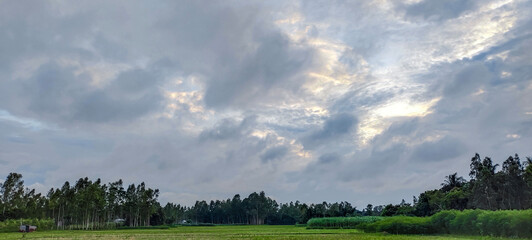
(0, 225), (530, 240)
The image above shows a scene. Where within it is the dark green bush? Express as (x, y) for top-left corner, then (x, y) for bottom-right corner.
(509, 210), (532, 238)
(448, 209), (483, 235)
(430, 210), (457, 234)
(360, 216), (435, 234)
(354, 210), (532, 237)
(306, 216), (383, 229)
(434, 209), (532, 238)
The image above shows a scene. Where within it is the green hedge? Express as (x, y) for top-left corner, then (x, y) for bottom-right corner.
(359, 216), (435, 234)
(355, 210), (532, 238)
(431, 209), (532, 238)
(306, 216), (383, 229)
(0, 219), (54, 232)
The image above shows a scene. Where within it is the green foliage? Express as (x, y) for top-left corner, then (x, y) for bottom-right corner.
(429, 210), (457, 234)
(364, 210), (532, 238)
(354, 209), (532, 237)
(381, 202), (415, 217)
(0, 218), (54, 232)
(359, 216), (435, 234)
(444, 209), (532, 238)
(446, 209), (482, 234)
(306, 216), (383, 229)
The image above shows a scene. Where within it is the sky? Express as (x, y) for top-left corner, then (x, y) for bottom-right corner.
(0, 0), (531, 208)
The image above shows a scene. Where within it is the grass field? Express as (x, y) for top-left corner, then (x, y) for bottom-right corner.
(0, 225), (529, 240)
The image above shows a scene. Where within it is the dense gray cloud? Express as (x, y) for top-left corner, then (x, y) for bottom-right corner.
(261, 146), (289, 163)
(411, 137), (467, 162)
(0, 0), (531, 207)
(302, 113), (357, 149)
(199, 116), (256, 141)
(1, 62), (163, 124)
(400, 0), (478, 22)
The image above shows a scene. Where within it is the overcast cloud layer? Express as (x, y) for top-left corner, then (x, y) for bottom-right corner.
(1, 0), (531, 207)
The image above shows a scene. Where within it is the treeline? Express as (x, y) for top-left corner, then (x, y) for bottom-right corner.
(1, 153), (531, 229)
(0, 175), (159, 229)
(306, 210), (532, 238)
(0, 174), (358, 228)
(166, 153), (532, 225)
(162, 194), (357, 225)
(372, 153), (532, 217)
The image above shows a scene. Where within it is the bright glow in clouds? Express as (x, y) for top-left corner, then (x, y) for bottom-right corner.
(374, 98), (440, 118)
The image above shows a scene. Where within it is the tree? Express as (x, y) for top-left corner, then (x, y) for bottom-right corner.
(0, 172), (25, 220)
(501, 154), (526, 209)
(469, 154), (498, 210)
(525, 157), (532, 208)
(364, 204), (373, 216)
(441, 173), (466, 192)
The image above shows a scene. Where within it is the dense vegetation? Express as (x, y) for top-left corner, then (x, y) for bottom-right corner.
(0, 153), (531, 232)
(430, 209), (532, 238)
(308, 210), (532, 238)
(307, 216), (383, 229)
(0, 175), (159, 229)
(378, 153), (532, 217)
(359, 216), (435, 235)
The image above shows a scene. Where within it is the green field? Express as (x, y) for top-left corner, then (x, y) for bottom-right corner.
(0, 225), (528, 240)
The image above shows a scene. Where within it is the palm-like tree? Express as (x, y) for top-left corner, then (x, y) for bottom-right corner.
(441, 172), (466, 192)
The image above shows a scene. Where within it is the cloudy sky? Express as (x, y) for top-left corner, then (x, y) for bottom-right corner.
(1, 0), (531, 207)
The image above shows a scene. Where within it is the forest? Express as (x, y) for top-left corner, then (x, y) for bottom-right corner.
(0, 153), (531, 229)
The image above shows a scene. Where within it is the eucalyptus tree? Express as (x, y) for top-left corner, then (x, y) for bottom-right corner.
(0, 172), (25, 220)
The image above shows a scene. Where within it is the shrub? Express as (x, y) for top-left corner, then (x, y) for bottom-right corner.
(448, 209), (483, 235)
(306, 216), (383, 229)
(430, 210), (457, 234)
(360, 216), (436, 234)
(435, 209), (532, 238)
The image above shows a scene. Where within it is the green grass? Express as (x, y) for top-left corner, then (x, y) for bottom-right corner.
(0, 225), (529, 240)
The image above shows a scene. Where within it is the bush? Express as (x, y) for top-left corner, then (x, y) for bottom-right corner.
(448, 209), (483, 235)
(360, 216), (435, 234)
(435, 209), (532, 238)
(306, 216), (383, 229)
(430, 210), (458, 234)
(354, 210), (532, 237)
